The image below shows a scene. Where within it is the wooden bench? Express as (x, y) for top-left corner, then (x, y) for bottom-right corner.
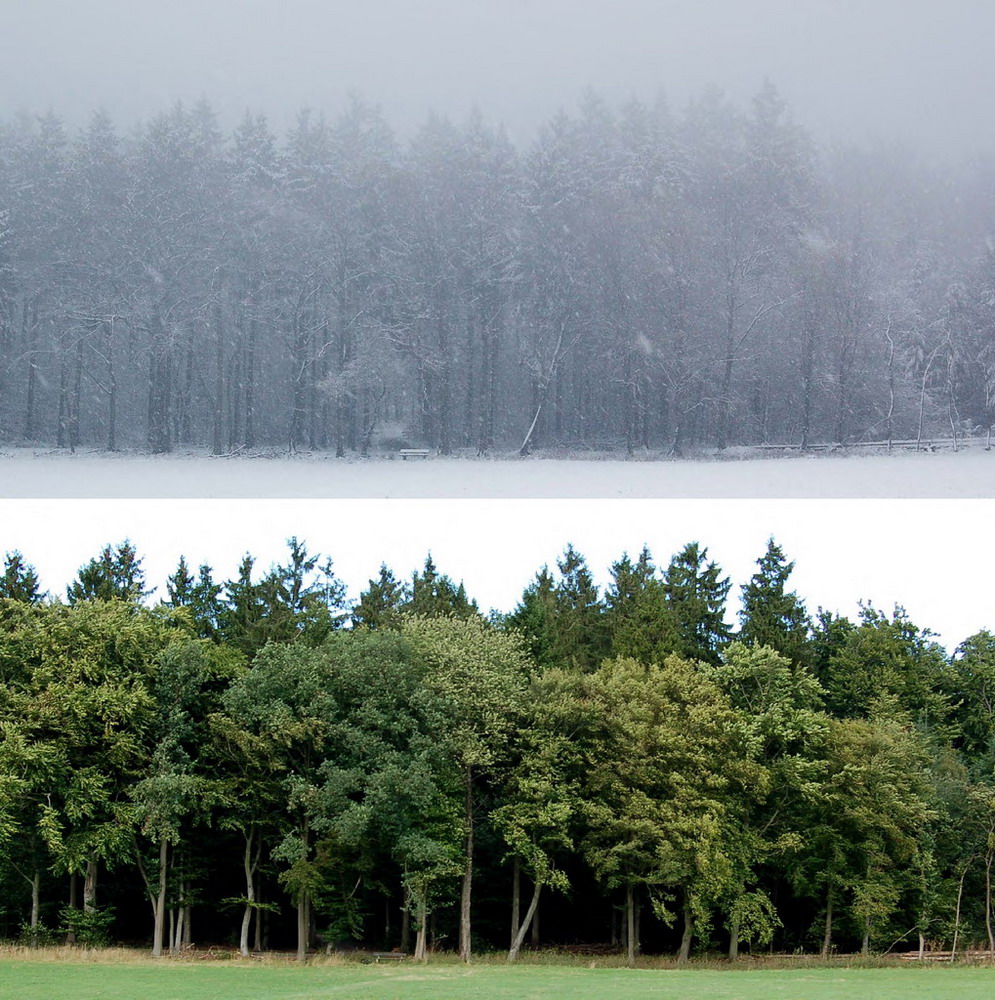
(398, 449), (430, 460)
(366, 952), (409, 963)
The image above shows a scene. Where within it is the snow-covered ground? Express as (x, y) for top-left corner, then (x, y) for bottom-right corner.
(1, 445), (994, 498)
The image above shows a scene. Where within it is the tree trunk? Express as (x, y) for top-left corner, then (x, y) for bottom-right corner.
(678, 893), (693, 962)
(459, 767), (473, 962)
(83, 860), (98, 913)
(400, 900), (410, 954)
(626, 882), (636, 966)
(240, 829), (259, 957)
(510, 859), (520, 952)
(951, 862), (969, 959)
(413, 886), (428, 961)
(986, 848), (994, 959)
(67, 874), (78, 945)
(508, 878), (542, 962)
(29, 871), (40, 943)
(254, 879), (264, 953)
(152, 839), (168, 957)
(296, 891), (309, 963)
(728, 909), (740, 961)
(821, 886), (833, 958)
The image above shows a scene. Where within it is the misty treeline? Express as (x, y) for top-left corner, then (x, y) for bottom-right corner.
(2, 537), (994, 962)
(1, 86), (994, 457)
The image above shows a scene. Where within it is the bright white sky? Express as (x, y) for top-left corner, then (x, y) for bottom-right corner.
(3, 498), (989, 653)
(2, 0), (994, 158)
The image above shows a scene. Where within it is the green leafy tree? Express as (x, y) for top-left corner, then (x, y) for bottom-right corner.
(493, 670), (579, 960)
(706, 642), (827, 957)
(823, 605), (952, 735)
(578, 655), (752, 963)
(402, 615), (529, 961)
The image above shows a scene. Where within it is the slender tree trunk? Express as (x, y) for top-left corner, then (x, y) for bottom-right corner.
(296, 891), (309, 963)
(459, 767), (474, 962)
(400, 901), (410, 955)
(240, 829), (259, 957)
(510, 859), (520, 953)
(728, 909), (740, 961)
(951, 862), (970, 959)
(821, 886), (833, 958)
(626, 882), (636, 966)
(508, 878), (542, 962)
(530, 900), (540, 948)
(152, 839), (168, 957)
(678, 893), (693, 962)
(986, 848), (994, 959)
(67, 874), (78, 945)
(254, 879), (264, 953)
(106, 319), (117, 451)
(29, 871), (40, 942)
(413, 886), (428, 961)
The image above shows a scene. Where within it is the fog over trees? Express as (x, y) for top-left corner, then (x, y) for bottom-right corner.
(1, 87), (993, 456)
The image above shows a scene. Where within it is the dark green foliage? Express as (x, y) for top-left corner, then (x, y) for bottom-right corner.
(0, 551), (43, 603)
(404, 555), (479, 619)
(352, 564), (410, 629)
(660, 542), (732, 664)
(66, 540), (150, 604)
(738, 539), (811, 667)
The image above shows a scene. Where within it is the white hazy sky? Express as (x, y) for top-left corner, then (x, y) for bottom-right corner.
(2, 498), (989, 653)
(2, 0), (994, 157)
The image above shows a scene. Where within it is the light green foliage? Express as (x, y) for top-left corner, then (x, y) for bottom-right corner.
(577, 656), (752, 926)
(402, 615), (529, 769)
(0, 600), (184, 877)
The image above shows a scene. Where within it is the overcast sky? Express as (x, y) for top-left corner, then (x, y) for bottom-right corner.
(2, 0), (993, 157)
(3, 498), (989, 653)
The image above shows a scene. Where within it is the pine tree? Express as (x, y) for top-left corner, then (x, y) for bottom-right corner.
(549, 544), (609, 672)
(661, 542), (732, 664)
(67, 540), (150, 604)
(352, 563), (410, 629)
(0, 551), (43, 603)
(504, 567), (559, 670)
(404, 555), (478, 619)
(738, 539), (811, 666)
(165, 557), (224, 640)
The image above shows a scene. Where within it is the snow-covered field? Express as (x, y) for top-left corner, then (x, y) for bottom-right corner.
(1, 446), (994, 498)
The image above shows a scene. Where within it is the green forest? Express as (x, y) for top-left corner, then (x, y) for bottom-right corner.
(0, 536), (993, 963)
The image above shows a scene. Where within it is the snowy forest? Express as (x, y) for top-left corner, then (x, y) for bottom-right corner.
(1, 536), (994, 961)
(1, 86), (994, 457)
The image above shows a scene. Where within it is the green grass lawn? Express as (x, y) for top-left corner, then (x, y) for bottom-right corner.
(1, 958), (993, 1000)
